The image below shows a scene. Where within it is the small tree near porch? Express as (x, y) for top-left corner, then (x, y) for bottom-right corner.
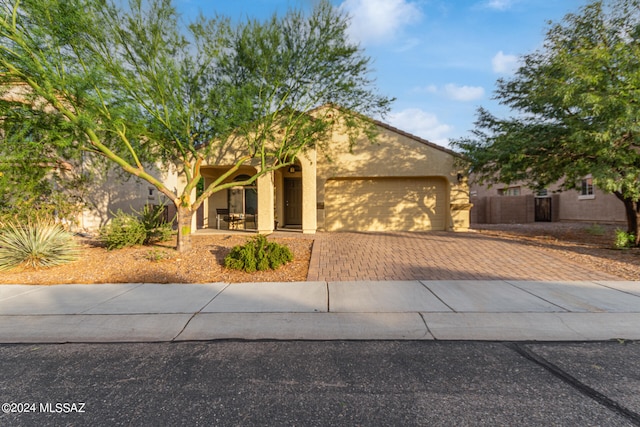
(0, 0), (392, 252)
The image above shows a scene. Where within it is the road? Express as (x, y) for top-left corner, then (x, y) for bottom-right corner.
(1, 341), (639, 426)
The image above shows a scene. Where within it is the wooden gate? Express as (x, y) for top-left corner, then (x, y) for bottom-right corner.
(535, 197), (552, 222)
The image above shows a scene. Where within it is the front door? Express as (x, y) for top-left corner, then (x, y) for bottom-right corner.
(284, 178), (302, 226)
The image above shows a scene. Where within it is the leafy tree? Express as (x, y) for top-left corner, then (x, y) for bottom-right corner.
(0, 98), (87, 224)
(453, 0), (640, 244)
(0, 0), (391, 252)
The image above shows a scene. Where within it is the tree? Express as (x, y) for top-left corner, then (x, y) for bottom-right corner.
(453, 0), (640, 243)
(0, 86), (88, 224)
(0, 0), (391, 252)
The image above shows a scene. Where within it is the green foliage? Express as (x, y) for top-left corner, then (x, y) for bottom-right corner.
(0, 220), (79, 270)
(224, 235), (293, 273)
(142, 248), (174, 262)
(453, 0), (640, 237)
(99, 210), (147, 250)
(585, 223), (606, 236)
(135, 204), (173, 245)
(0, 0), (392, 252)
(614, 229), (636, 249)
(99, 205), (173, 250)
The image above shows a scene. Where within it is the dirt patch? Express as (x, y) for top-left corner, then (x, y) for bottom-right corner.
(472, 223), (640, 281)
(0, 233), (313, 285)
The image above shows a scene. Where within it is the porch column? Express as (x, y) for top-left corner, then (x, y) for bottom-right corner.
(257, 170), (275, 234)
(299, 151), (317, 234)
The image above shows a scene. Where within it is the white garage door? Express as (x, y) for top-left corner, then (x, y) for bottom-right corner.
(324, 177), (447, 232)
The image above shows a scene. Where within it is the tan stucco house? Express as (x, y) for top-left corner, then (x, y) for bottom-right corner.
(196, 119), (471, 234)
(78, 117), (471, 234)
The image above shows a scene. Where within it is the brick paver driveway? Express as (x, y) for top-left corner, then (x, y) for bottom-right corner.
(306, 231), (621, 281)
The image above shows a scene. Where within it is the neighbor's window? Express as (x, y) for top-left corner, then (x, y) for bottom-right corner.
(579, 176), (594, 199)
(498, 186), (521, 196)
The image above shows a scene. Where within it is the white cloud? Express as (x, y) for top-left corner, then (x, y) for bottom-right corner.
(492, 51), (519, 74)
(411, 84), (438, 94)
(484, 0), (515, 10)
(387, 108), (453, 145)
(340, 0), (422, 45)
(443, 84), (485, 101)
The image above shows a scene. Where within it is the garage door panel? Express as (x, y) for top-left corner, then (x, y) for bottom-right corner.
(325, 178), (446, 231)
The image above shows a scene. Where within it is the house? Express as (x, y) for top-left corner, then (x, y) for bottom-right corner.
(196, 119), (471, 234)
(68, 117), (471, 234)
(470, 177), (626, 225)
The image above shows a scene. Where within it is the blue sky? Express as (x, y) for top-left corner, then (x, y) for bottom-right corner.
(176, 0), (589, 147)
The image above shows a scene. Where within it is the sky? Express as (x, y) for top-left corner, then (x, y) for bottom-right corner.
(176, 0), (589, 148)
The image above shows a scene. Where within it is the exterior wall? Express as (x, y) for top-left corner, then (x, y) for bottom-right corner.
(471, 181), (625, 224)
(78, 161), (180, 232)
(470, 195), (535, 224)
(316, 122), (470, 231)
(558, 188), (625, 224)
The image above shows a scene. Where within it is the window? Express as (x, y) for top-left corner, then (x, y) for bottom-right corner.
(536, 189), (548, 197)
(498, 186), (521, 196)
(579, 176), (594, 199)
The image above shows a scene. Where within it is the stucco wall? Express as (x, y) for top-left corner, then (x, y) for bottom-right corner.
(316, 121), (470, 231)
(79, 162), (180, 232)
(471, 180), (625, 224)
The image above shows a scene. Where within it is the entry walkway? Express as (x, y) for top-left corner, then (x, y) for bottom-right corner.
(1, 280), (639, 343)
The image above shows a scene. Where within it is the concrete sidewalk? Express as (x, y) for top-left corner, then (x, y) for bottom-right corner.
(1, 280), (640, 343)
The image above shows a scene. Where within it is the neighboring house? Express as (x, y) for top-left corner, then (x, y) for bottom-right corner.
(194, 119), (471, 234)
(76, 162), (180, 231)
(470, 177), (626, 225)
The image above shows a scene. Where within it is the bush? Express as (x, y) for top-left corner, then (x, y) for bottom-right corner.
(99, 210), (147, 250)
(585, 223), (606, 236)
(0, 220), (79, 270)
(136, 204), (173, 244)
(614, 229), (636, 249)
(224, 235), (293, 273)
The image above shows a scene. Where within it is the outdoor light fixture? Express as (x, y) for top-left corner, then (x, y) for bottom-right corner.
(289, 166), (296, 173)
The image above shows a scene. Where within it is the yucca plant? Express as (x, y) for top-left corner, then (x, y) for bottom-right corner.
(0, 220), (80, 270)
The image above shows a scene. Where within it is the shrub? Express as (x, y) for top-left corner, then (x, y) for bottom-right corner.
(585, 223), (605, 236)
(136, 204), (173, 244)
(99, 210), (147, 250)
(0, 220), (79, 270)
(224, 235), (293, 273)
(614, 229), (636, 249)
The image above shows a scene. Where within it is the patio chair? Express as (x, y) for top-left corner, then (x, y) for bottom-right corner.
(216, 208), (230, 230)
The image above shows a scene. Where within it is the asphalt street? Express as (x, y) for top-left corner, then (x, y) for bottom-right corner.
(1, 341), (639, 426)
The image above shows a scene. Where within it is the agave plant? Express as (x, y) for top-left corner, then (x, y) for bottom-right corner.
(0, 220), (80, 270)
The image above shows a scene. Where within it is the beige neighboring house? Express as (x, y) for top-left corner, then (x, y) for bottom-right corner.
(470, 177), (626, 225)
(197, 119), (471, 234)
(76, 162), (181, 231)
(68, 116), (471, 234)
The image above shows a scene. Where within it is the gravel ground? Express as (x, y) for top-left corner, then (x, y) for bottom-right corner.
(473, 222), (640, 281)
(0, 223), (638, 284)
(0, 233), (313, 284)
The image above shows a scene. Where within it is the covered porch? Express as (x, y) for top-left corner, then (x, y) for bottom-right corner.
(197, 154), (317, 234)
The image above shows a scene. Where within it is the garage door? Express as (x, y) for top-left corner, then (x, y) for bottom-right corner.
(324, 177), (447, 232)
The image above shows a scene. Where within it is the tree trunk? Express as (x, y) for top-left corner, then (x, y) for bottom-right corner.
(176, 205), (194, 253)
(615, 192), (640, 246)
